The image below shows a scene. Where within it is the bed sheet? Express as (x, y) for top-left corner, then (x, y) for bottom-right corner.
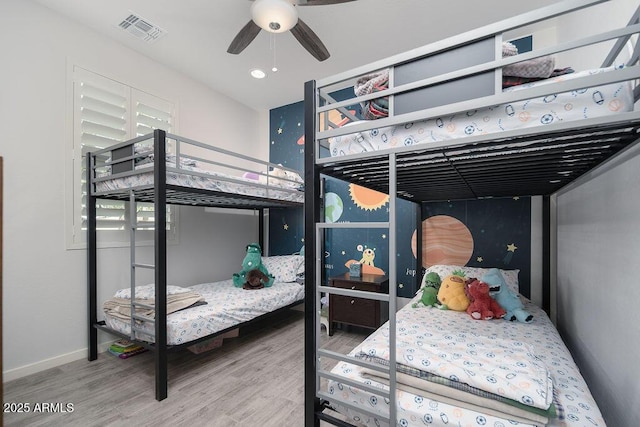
(325, 295), (605, 427)
(94, 163), (305, 204)
(329, 64), (634, 158)
(103, 279), (305, 345)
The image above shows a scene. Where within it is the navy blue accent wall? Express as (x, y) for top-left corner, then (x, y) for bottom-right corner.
(268, 101), (305, 255)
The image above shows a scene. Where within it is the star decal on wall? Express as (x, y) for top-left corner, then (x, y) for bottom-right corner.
(507, 243), (518, 252)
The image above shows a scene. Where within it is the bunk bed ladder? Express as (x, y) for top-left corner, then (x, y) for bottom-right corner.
(128, 190), (156, 338)
(311, 155), (399, 425)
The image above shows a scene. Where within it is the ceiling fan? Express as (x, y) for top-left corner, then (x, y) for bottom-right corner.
(227, 0), (356, 62)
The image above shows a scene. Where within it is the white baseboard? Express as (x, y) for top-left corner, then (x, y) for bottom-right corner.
(3, 341), (112, 383)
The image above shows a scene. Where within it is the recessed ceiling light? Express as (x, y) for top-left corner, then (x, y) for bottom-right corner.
(250, 69), (266, 79)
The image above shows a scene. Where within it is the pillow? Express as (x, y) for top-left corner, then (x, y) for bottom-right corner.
(261, 255), (305, 283)
(421, 265), (520, 295)
(114, 284), (191, 300)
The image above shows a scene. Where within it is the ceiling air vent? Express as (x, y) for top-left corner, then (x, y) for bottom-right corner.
(118, 12), (167, 44)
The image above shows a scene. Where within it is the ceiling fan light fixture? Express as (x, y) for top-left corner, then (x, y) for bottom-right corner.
(251, 0), (298, 33)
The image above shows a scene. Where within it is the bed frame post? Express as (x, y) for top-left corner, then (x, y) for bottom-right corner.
(87, 151), (98, 361)
(416, 203), (423, 284)
(303, 79), (321, 427)
(154, 129), (168, 401)
(542, 195), (551, 314)
(258, 207), (264, 250)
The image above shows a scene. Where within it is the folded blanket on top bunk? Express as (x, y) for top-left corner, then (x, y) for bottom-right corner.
(330, 64), (634, 158)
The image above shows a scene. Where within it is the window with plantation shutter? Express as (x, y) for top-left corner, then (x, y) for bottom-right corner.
(67, 66), (177, 248)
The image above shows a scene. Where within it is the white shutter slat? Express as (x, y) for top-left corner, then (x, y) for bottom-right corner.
(80, 82), (127, 107)
(80, 95), (126, 118)
(80, 121), (127, 142)
(80, 108), (127, 131)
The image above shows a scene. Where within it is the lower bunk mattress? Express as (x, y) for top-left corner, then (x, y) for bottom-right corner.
(103, 279), (305, 345)
(329, 64), (634, 158)
(325, 294), (605, 427)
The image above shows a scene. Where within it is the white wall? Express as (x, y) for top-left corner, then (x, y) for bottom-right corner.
(554, 1), (640, 425)
(0, 0), (269, 380)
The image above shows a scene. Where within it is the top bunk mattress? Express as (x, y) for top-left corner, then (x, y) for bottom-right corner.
(329, 64), (635, 158)
(325, 292), (605, 427)
(94, 162), (305, 204)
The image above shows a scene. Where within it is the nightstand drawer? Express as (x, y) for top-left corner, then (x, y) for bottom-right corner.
(330, 295), (377, 327)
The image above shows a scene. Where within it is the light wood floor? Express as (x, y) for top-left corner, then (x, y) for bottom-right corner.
(3, 309), (367, 427)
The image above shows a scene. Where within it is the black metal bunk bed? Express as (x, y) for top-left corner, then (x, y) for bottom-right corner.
(87, 129), (304, 401)
(303, 0), (640, 425)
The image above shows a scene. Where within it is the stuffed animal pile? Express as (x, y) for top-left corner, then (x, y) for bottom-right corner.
(416, 267), (534, 324)
(232, 243), (274, 289)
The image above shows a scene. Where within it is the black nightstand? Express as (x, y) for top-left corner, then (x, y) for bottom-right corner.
(328, 273), (389, 336)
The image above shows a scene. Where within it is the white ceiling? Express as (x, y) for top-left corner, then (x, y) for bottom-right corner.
(32, 0), (560, 111)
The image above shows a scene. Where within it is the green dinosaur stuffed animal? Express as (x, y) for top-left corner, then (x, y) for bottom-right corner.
(412, 272), (444, 308)
(232, 243), (274, 288)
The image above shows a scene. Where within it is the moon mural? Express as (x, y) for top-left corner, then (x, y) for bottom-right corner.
(411, 215), (474, 268)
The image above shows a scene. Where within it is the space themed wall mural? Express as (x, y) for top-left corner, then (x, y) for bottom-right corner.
(267, 100), (305, 257)
(268, 94), (532, 299)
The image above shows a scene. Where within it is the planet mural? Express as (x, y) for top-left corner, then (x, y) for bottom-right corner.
(324, 192), (343, 223)
(411, 215), (474, 268)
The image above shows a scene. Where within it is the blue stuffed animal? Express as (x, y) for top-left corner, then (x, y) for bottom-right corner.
(232, 243), (274, 288)
(482, 268), (533, 323)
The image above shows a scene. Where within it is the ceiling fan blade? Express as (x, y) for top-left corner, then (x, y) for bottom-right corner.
(290, 18), (330, 61)
(298, 0), (357, 5)
(227, 20), (262, 54)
